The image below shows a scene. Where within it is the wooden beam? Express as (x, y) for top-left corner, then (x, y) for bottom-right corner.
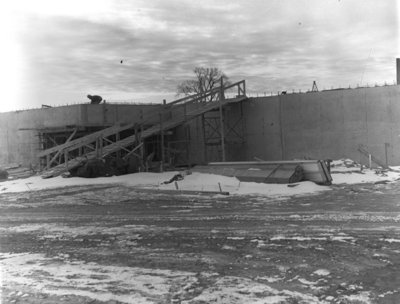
(46, 135), (58, 147)
(38, 122), (135, 157)
(122, 142), (144, 161)
(46, 128), (78, 168)
(102, 137), (132, 154)
(84, 144), (96, 151)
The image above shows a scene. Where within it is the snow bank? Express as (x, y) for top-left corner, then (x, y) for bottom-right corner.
(0, 172), (329, 198)
(330, 158), (400, 184)
(0, 158), (399, 196)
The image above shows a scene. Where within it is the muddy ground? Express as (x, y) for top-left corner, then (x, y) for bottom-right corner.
(1, 181), (400, 303)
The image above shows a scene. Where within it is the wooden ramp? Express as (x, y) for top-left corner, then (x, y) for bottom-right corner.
(40, 81), (247, 178)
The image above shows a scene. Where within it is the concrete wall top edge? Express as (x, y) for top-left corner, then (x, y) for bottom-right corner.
(248, 84), (400, 103)
(0, 103), (161, 116)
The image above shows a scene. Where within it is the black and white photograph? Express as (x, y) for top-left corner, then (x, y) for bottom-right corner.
(0, 0), (400, 303)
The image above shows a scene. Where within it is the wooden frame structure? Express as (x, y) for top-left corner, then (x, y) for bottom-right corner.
(39, 80), (247, 177)
(202, 101), (246, 162)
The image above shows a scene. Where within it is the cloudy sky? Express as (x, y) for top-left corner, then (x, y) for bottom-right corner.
(0, 0), (399, 112)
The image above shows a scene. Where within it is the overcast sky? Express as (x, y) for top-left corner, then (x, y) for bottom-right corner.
(0, 0), (399, 112)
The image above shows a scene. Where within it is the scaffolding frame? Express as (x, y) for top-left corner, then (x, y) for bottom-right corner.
(38, 80), (247, 177)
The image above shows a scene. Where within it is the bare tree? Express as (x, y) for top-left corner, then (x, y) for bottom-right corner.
(177, 67), (230, 97)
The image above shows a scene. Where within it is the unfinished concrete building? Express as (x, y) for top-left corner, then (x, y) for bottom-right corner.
(1, 72), (400, 177)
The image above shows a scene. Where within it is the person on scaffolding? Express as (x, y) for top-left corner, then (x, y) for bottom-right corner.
(87, 94), (103, 104)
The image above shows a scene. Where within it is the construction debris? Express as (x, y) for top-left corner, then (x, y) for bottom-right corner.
(193, 160), (332, 185)
(1, 165), (36, 180)
(161, 173), (184, 184)
(358, 145), (389, 169)
(0, 168), (8, 180)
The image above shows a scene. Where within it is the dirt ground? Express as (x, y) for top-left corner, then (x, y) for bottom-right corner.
(1, 181), (400, 303)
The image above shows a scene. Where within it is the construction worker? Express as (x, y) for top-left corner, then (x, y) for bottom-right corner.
(87, 95), (103, 104)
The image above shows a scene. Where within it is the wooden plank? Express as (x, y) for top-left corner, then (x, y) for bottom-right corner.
(103, 137), (132, 153)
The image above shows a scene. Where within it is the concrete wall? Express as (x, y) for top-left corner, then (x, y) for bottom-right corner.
(0, 104), (161, 167)
(81, 104), (161, 125)
(2, 85), (400, 168)
(0, 106), (81, 166)
(242, 85), (400, 165)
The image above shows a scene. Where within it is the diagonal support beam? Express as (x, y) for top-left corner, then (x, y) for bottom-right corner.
(46, 128), (78, 169)
(123, 142), (144, 161)
(102, 137), (133, 154)
(225, 116), (245, 141)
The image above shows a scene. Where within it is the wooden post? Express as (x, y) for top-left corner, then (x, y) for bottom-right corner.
(219, 78), (226, 162)
(116, 133), (121, 160)
(202, 114), (208, 163)
(99, 137), (103, 158)
(220, 77), (225, 100)
(140, 125), (145, 171)
(239, 80), (246, 96)
(95, 138), (99, 158)
(64, 151), (68, 169)
(186, 125), (190, 168)
(160, 102), (165, 172)
(385, 143), (390, 166)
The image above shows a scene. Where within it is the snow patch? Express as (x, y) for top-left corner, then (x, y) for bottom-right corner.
(256, 276), (283, 283)
(313, 269), (330, 276)
(1, 253), (328, 304)
(331, 159), (400, 184)
(0, 252), (195, 304)
(180, 276), (327, 304)
(380, 238), (400, 243)
(339, 291), (373, 304)
(270, 235), (327, 242)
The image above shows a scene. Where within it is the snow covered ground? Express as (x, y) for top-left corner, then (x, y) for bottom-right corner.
(0, 159), (399, 196)
(330, 159), (400, 184)
(0, 252), (327, 304)
(1, 158), (400, 304)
